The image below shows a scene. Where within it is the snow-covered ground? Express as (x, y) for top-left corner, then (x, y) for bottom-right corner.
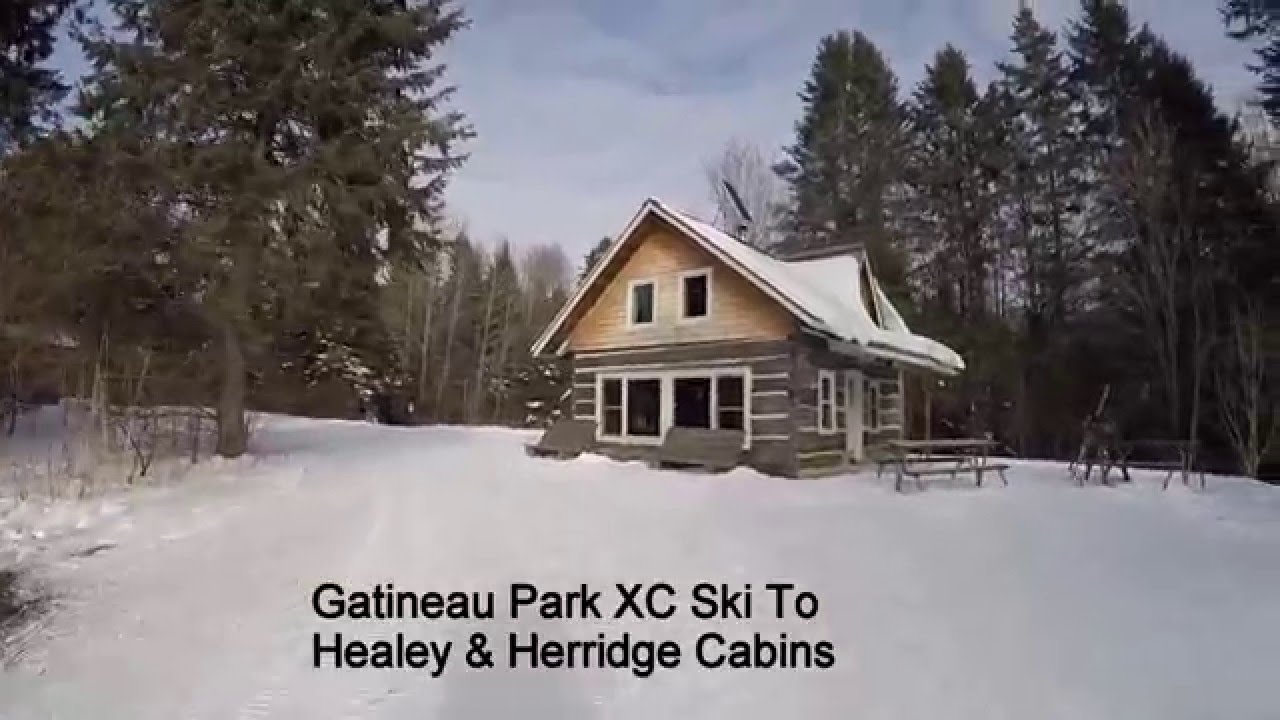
(2, 415), (1279, 719)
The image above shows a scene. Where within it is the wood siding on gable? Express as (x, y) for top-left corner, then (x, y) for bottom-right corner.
(568, 229), (794, 352)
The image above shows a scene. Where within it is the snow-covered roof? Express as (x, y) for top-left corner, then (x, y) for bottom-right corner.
(532, 198), (964, 375)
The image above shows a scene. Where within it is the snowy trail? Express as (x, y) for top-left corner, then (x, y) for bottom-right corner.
(2, 418), (1280, 719)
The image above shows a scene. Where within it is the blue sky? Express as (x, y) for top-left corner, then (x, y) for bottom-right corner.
(52, 0), (1258, 259)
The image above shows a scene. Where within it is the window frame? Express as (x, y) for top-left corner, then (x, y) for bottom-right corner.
(818, 369), (838, 434)
(714, 374), (746, 432)
(677, 268), (713, 323)
(626, 278), (657, 328)
(625, 377), (663, 438)
(597, 374), (664, 444)
(601, 377), (623, 436)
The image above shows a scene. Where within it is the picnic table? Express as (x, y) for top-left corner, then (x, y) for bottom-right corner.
(881, 438), (1008, 492)
(1074, 438), (1205, 489)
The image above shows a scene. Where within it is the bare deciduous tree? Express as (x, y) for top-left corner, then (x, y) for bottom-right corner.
(1213, 296), (1275, 476)
(1112, 114), (1215, 447)
(704, 137), (784, 250)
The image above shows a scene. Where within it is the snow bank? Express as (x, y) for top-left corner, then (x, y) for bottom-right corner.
(0, 417), (1277, 719)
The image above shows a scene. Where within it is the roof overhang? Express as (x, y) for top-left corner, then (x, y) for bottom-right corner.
(809, 330), (962, 377)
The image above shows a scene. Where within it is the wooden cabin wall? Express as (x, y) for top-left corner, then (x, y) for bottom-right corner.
(792, 340), (904, 474)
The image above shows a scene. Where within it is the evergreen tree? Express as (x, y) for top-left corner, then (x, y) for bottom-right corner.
(78, 0), (470, 456)
(579, 236), (612, 282)
(904, 45), (1004, 321)
(903, 46), (1010, 435)
(1222, 0), (1280, 125)
(776, 30), (906, 285)
(997, 8), (1092, 453)
(0, 0), (74, 151)
(1067, 0), (1147, 178)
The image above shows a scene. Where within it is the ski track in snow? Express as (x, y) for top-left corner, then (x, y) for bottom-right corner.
(1, 416), (1279, 719)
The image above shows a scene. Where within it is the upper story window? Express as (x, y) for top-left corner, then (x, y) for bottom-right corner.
(680, 269), (710, 320)
(629, 279), (655, 326)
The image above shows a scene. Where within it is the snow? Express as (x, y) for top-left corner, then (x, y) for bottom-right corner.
(654, 200), (965, 374)
(1, 415), (1278, 719)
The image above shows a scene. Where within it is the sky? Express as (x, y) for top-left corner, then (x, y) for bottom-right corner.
(52, 0), (1259, 260)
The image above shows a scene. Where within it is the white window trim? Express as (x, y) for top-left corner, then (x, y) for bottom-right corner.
(817, 369), (838, 435)
(596, 367), (752, 448)
(597, 375), (663, 445)
(626, 278), (656, 328)
(677, 267), (713, 323)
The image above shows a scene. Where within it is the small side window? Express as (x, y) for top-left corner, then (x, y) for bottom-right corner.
(818, 370), (837, 433)
(630, 281), (654, 325)
(716, 375), (745, 430)
(834, 373), (847, 430)
(602, 379), (622, 435)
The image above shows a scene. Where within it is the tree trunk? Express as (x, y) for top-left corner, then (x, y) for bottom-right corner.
(215, 320), (248, 457)
(490, 293), (515, 422)
(470, 271), (497, 423)
(417, 269), (437, 410)
(435, 256), (466, 420)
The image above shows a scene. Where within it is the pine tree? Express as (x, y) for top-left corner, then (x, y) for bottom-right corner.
(903, 46), (1011, 435)
(776, 30), (906, 285)
(997, 7), (1092, 453)
(579, 236), (612, 282)
(1067, 0), (1145, 164)
(904, 46), (1005, 320)
(1222, 0), (1280, 125)
(0, 0), (74, 152)
(78, 0), (470, 455)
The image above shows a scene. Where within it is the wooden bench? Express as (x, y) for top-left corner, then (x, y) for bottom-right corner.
(524, 418), (597, 460)
(653, 427), (744, 472)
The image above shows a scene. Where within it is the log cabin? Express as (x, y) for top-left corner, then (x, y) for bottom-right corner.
(530, 197), (964, 477)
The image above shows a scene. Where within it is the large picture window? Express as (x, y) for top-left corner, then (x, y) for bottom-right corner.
(671, 373), (745, 432)
(674, 377), (712, 428)
(627, 379), (661, 436)
(600, 376), (660, 439)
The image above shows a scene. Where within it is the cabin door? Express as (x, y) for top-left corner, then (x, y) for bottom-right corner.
(845, 370), (864, 462)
